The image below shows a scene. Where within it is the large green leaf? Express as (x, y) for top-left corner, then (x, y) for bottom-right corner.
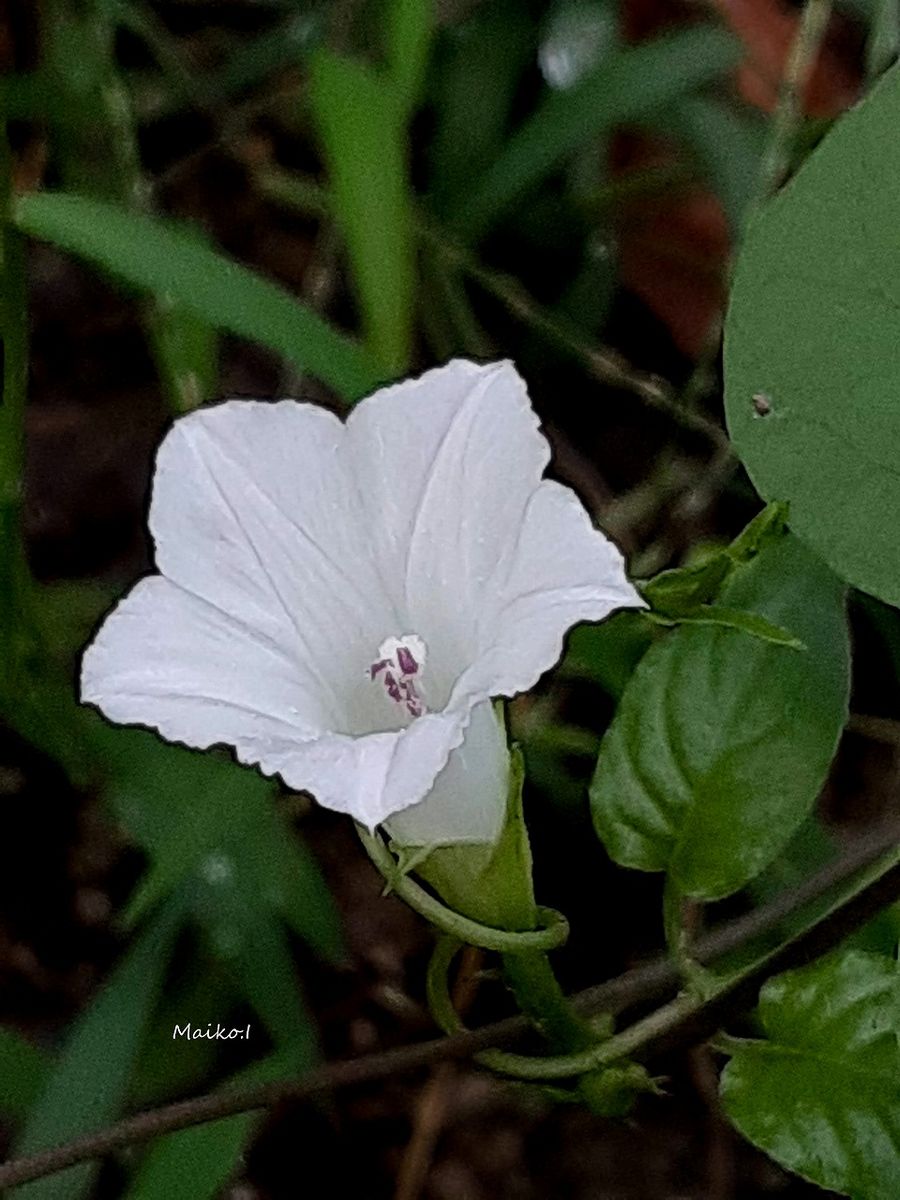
(14, 192), (379, 402)
(0, 1028), (51, 1118)
(590, 535), (849, 900)
(128, 962), (236, 1110)
(100, 730), (343, 964)
(12, 895), (184, 1200)
(454, 26), (739, 239)
(124, 1051), (297, 1200)
(721, 951), (900, 1199)
(724, 63), (900, 607)
(308, 51), (414, 373)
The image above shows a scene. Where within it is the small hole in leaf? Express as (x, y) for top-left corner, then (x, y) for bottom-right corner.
(752, 393), (772, 417)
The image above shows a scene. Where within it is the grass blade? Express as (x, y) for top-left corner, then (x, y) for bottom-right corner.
(309, 51), (414, 373)
(455, 26), (740, 239)
(15, 191), (380, 402)
(12, 895), (185, 1199)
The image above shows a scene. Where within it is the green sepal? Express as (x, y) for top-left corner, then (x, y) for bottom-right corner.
(388, 844), (434, 884)
(506, 1064), (658, 1114)
(641, 553), (732, 616)
(581, 1063), (661, 1118)
(641, 501), (790, 619)
(411, 744), (536, 931)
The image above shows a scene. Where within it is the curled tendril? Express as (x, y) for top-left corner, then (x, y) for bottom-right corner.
(426, 935), (613, 1081)
(355, 825), (569, 953)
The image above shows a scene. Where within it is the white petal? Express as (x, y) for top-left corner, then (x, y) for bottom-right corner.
(452, 480), (645, 706)
(255, 706), (471, 830)
(384, 700), (509, 846)
(82, 576), (473, 832)
(149, 399), (396, 731)
(345, 359), (550, 701)
(83, 364), (641, 846)
(82, 576), (330, 752)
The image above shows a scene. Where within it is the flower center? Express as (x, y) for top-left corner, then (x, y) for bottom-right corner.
(369, 634), (427, 718)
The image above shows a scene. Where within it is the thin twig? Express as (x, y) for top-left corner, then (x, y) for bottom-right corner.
(417, 220), (731, 453)
(756, 0), (834, 201)
(394, 947), (482, 1200)
(253, 166), (730, 452)
(1, 821), (899, 1190)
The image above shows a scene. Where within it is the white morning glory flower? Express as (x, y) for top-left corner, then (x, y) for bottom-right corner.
(81, 360), (642, 846)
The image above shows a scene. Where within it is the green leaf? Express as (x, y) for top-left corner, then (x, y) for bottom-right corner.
(0, 72), (53, 120)
(308, 51), (414, 373)
(666, 96), (765, 235)
(101, 731), (343, 964)
(721, 951), (900, 1199)
(743, 816), (900, 967)
(644, 604), (805, 649)
(251, 806), (345, 964)
(427, 0), (533, 216)
(124, 1051), (296, 1200)
(590, 534), (849, 900)
(221, 905), (317, 1064)
(724, 63), (900, 608)
(563, 611), (653, 697)
(189, 825), (322, 1059)
(726, 500), (790, 562)
(14, 192), (379, 402)
(641, 554), (733, 616)
(642, 501), (789, 618)
(386, 0), (433, 110)
(128, 960), (236, 1109)
(0, 1028), (51, 1118)
(12, 895), (185, 1200)
(867, 0), (900, 78)
(215, 14), (321, 99)
(455, 26), (740, 239)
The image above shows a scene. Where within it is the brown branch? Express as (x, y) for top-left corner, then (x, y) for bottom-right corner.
(393, 946), (483, 1200)
(1, 822), (898, 1191)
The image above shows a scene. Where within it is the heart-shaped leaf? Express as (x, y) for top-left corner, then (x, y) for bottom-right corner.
(721, 950), (900, 1199)
(724, 63), (900, 607)
(590, 534), (849, 899)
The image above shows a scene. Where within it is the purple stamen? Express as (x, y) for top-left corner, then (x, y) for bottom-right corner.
(368, 635), (428, 719)
(383, 671), (402, 703)
(396, 646), (419, 675)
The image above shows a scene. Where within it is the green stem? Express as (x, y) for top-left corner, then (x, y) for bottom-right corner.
(866, 0), (900, 79)
(364, 822), (616, 1111)
(501, 950), (595, 1054)
(663, 875), (716, 998)
(756, 0), (833, 203)
(428, 936), (612, 1080)
(44, 0), (207, 412)
(0, 108), (94, 774)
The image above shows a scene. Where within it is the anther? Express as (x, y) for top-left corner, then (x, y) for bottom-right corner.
(369, 635), (427, 718)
